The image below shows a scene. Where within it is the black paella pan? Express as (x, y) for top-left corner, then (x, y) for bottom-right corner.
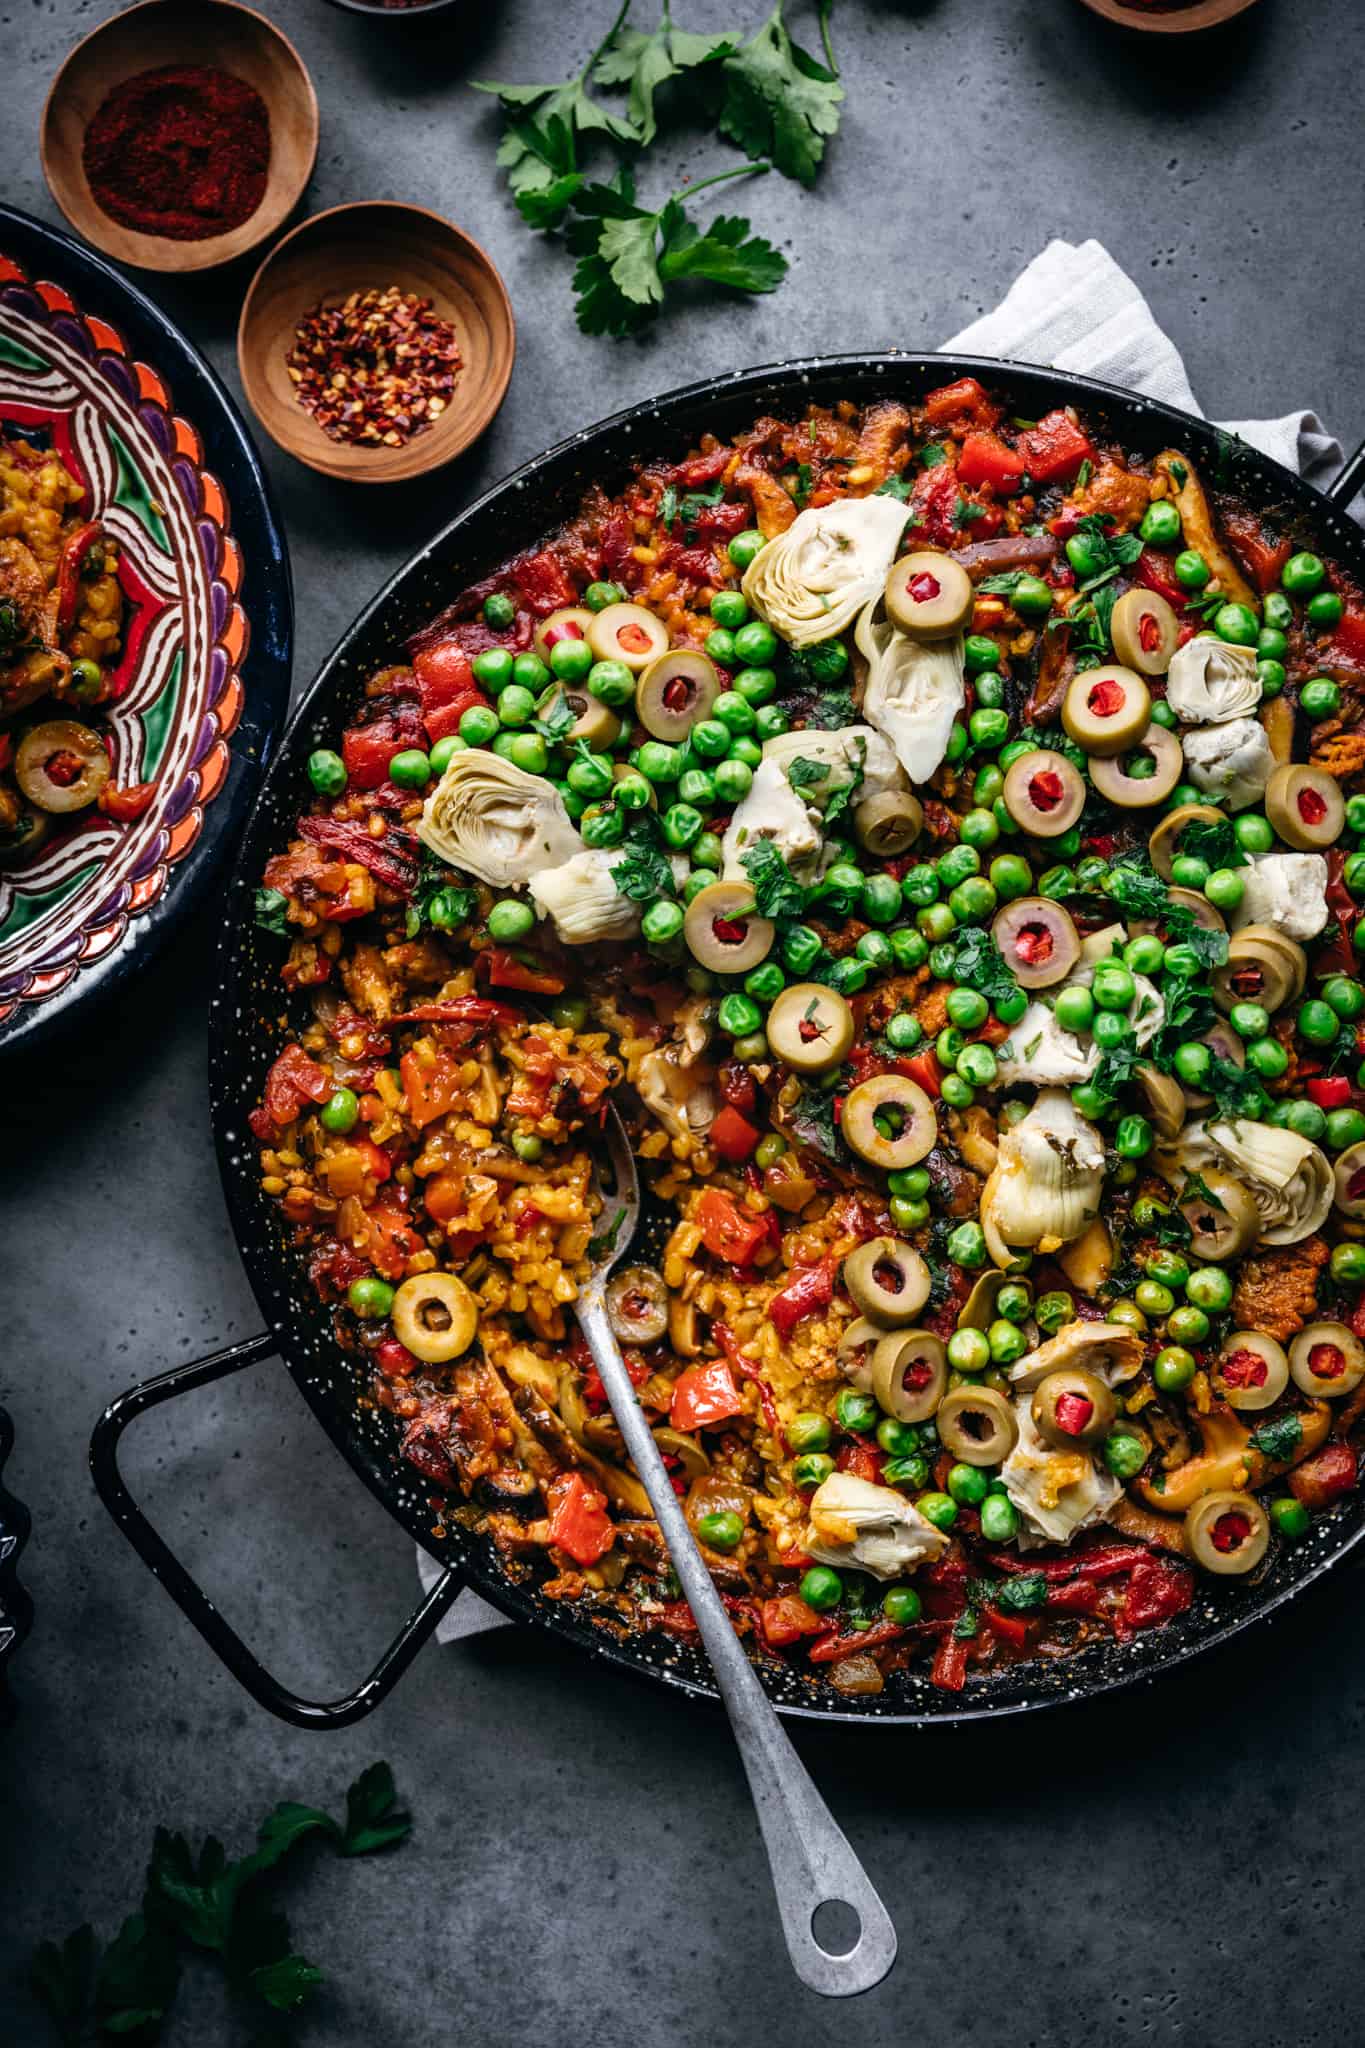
(90, 353), (1365, 1730)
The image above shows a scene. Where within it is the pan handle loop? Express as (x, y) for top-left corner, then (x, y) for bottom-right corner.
(89, 1333), (463, 1730)
(1326, 433), (1365, 513)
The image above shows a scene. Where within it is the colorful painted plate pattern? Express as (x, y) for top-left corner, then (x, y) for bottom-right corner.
(0, 245), (259, 1026)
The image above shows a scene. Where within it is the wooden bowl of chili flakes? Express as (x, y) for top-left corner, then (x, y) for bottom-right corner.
(237, 201), (515, 484)
(41, 0), (318, 274)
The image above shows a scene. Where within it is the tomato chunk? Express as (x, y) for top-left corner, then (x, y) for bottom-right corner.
(710, 1105), (761, 1163)
(670, 1361), (744, 1432)
(957, 431), (1027, 496)
(546, 1472), (615, 1566)
(695, 1190), (769, 1266)
(1018, 409), (1096, 484)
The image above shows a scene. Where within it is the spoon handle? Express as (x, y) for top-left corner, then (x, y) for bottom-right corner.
(576, 1290), (897, 1997)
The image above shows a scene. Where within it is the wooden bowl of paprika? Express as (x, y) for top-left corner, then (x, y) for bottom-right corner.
(1074, 0), (1261, 30)
(237, 202), (515, 484)
(41, 0), (318, 273)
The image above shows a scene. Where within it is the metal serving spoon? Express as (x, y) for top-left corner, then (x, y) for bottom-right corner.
(572, 1105), (897, 1997)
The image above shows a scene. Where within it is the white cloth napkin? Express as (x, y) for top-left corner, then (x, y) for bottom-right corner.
(418, 234), (1350, 1646)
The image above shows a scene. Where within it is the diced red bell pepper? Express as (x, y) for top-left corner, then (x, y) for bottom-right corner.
(421, 692), (485, 748)
(1307, 1075), (1353, 1110)
(343, 725), (406, 790)
(767, 1255), (837, 1339)
(1123, 1558), (1194, 1630)
(670, 1361), (744, 1432)
(760, 1595), (826, 1648)
(710, 1105), (761, 1163)
(718, 1060), (758, 1116)
(981, 1604), (1032, 1650)
(375, 1337), (420, 1379)
(905, 462), (962, 547)
(1018, 410), (1096, 485)
(1044, 1578), (1102, 1617)
(957, 431), (1027, 497)
(257, 1043), (331, 1133)
(545, 1472), (616, 1566)
(355, 1137), (393, 1184)
(835, 1440), (883, 1484)
(512, 548), (578, 617)
(922, 376), (997, 429)
(412, 638), (477, 707)
(479, 948), (565, 995)
(362, 1191), (421, 1279)
(695, 1190), (770, 1267)
(395, 997), (522, 1031)
(808, 1618), (906, 1665)
(399, 1048), (463, 1128)
(1135, 548), (1188, 609)
(1290, 1442), (1358, 1511)
(895, 1050), (943, 1098)
(1327, 605), (1365, 666)
(930, 1632), (969, 1692)
(97, 780), (156, 821)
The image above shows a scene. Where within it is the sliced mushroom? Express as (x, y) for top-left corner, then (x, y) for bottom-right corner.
(841, 1074), (937, 1171)
(1061, 665), (1151, 755)
(871, 1329), (947, 1423)
(766, 984), (854, 1073)
(1148, 803), (1226, 883)
(884, 550), (974, 639)
(587, 602), (669, 672)
(1210, 927), (1307, 1014)
(636, 650), (720, 741)
(606, 1266), (668, 1345)
(853, 789), (923, 857)
(958, 1269), (1012, 1332)
(1088, 725), (1184, 807)
(14, 720), (110, 814)
(1154, 450), (1258, 611)
(936, 1386), (1019, 1466)
(1110, 589), (1179, 675)
(1288, 1322), (1365, 1398)
(682, 880), (774, 974)
(1135, 1063), (1186, 1143)
(1212, 1332), (1289, 1412)
(1003, 750), (1086, 836)
(991, 898), (1080, 989)
(843, 1238), (931, 1327)
(1177, 1167), (1261, 1259)
(1263, 763), (1346, 852)
(1185, 1490), (1269, 1576)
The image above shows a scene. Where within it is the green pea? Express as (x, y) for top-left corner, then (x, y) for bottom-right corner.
(586, 658), (634, 707)
(1092, 1010), (1133, 1052)
(754, 704), (789, 741)
(674, 770), (713, 812)
(876, 1418), (920, 1459)
(890, 1195), (930, 1230)
(974, 764), (1005, 807)
(786, 1411), (832, 1457)
(703, 628), (736, 666)
(1166, 1304), (1209, 1346)
(794, 1453), (836, 1492)
(1104, 1432), (1148, 1481)
(1139, 499), (1182, 548)
(582, 803), (626, 848)
(307, 748), (348, 797)
(428, 886), (470, 931)
(1283, 1100), (1327, 1143)
(69, 655), (104, 700)
(889, 929), (929, 971)
(428, 735), (465, 776)
(729, 735), (762, 769)
(1174, 550), (1210, 590)
(1214, 601), (1260, 647)
(964, 633), (1002, 675)
(824, 957), (868, 997)
(1115, 1114), (1153, 1159)
(487, 898), (534, 943)
(883, 1013), (920, 1055)
(1169, 853), (1211, 890)
(320, 1087), (359, 1135)
(697, 1509), (745, 1553)
(1162, 943), (1203, 981)
(901, 863), (941, 908)
(690, 718), (731, 761)
(1270, 1496), (1310, 1540)
(1298, 998), (1340, 1045)
(567, 752), (614, 800)
(950, 877), (997, 925)
(509, 732), (548, 776)
(733, 1032), (769, 1064)
(745, 962), (786, 1004)
(1011, 575), (1053, 618)
(882, 1585), (924, 1624)
(473, 647), (515, 691)
(717, 992), (761, 1038)
(969, 707), (1010, 750)
(994, 988), (1028, 1026)
(1093, 962), (1135, 1012)
(979, 1493), (1018, 1543)
(710, 588), (749, 630)
(800, 1565), (843, 1611)
(713, 690), (756, 735)
(732, 666), (777, 707)
(782, 925), (823, 975)
(836, 1389), (879, 1435)
(640, 900), (684, 946)
(957, 1043), (997, 1088)
(1228, 814), (1271, 857)
(946, 1220), (987, 1268)
(958, 808), (1000, 852)
(917, 1491), (959, 1532)
(728, 529), (765, 570)
(459, 704), (500, 747)
(858, 872), (901, 927)
(947, 1462), (989, 1506)
(1330, 1243), (1365, 1286)
(348, 1276), (395, 1319)
(1203, 867), (1245, 913)
(611, 772), (650, 815)
(888, 1167), (931, 1200)
(1066, 531), (1110, 581)
(1282, 551), (1326, 595)
(637, 741), (683, 783)
(1035, 1290), (1074, 1335)
(1326, 1108), (1365, 1150)
(1123, 933), (1165, 976)
(801, 639), (850, 685)
(988, 1318), (1027, 1365)
(727, 620), (774, 666)
(990, 853), (1033, 901)
(1256, 627), (1288, 663)
(974, 671), (1007, 710)
(481, 592), (515, 631)
(713, 759), (753, 804)
(856, 930), (895, 971)
(584, 580), (626, 611)
(1069, 1082), (1114, 1122)
(1171, 1040), (1211, 1087)
(1300, 677), (1341, 720)
(1135, 1279), (1176, 1318)
(1152, 1345), (1196, 1393)
(943, 986), (986, 1032)
(661, 803), (703, 851)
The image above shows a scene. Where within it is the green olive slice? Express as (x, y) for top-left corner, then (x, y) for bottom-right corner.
(1333, 1141), (1365, 1218)
(1210, 926), (1306, 1014)
(0, 804), (49, 865)
(587, 602), (669, 673)
(1263, 762), (1346, 852)
(1062, 665), (1152, 756)
(538, 683), (619, 751)
(533, 605), (594, 662)
(842, 1237), (931, 1327)
(637, 649), (720, 741)
(1030, 1367), (1115, 1450)
(841, 1074), (937, 1171)
(871, 1328), (946, 1423)
(1148, 803), (1226, 883)
(837, 1315), (884, 1391)
(1211, 1331), (1289, 1412)
(390, 1272), (478, 1364)
(1002, 750), (1086, 836)
(1135, 1063), (1186, 1142)
(1110, 589), (1179, 675)
(991, 897), (1080, 988)
(14, 719), (110, 814)
(1185, 1490), (1269, 1576)
(612, 760), (658, 808)
(884, 551), (973, 639)
(605, 1266), (668, 1345)
(936, 1385), (1019, 1466)
(1288, 1321), (1365, 1398)
(651, 1425), (710, 1480)
(683, 881), (773, 973)
(958, 1269), (1019, 1331)
(853, 789), (922, 857)
(1088, 724), (1184, 808)
(1178, 1167), (1260, 1259)
(766, 983), (854, 1072)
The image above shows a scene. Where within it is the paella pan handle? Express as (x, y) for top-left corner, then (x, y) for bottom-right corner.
(89, 1332), (464, 1730)
(1325, 432), (1365, 511)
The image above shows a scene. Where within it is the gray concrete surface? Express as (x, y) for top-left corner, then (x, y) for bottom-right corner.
(2, 1), (1364, 2042)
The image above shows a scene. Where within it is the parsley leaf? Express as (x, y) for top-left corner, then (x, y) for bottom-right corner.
(920, 442), (948, 468)
(802, 686), (857, 729)
(787, 1082), (847, 1163)
(568, 166), (786, 337)
(741, 838), (808, 920)
(588, 1207), (628, 1261)
(970, 1573), (1048, 1612)
(339, 1761), (413, 1857)
(506, 115), (584, 229)
(821, 734), (865, 828)
(406, 852), (477, 940)
(874, 472), (914, 501)
(785, 755), (830, 790)
(611, 812), (676, 902)
(1250, 1414), (1303, 1461)
(718, 0), (843, 185)
(1178, 815), (1247, 871)
(977, 570), (1023, 596)
(253, 887), (288, 938)
(475, 2), (640, 203)
(943, 927), (1017, 1006)
(1206, 1055), (1271, 1123)
(593, 6), (737, 148)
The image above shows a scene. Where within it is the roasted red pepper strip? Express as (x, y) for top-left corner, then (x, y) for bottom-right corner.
(1122, 1558), (1194, 1629)
(1290, 1441), (1358, 1510)
(930, 1632), (969, 1692)
(808, 1618), (907, 1665)
(670, 1360), (744, 1432)
(696, 1190), (769, 1266)
(981, 1604), (1032, 1649)
(55, 520), (102, 633)
(713, 1322), (787, 1452)
(922, 376), (996, 428)
(1134, 548), (1188, 608)
(1306, 1075), (1352, 1110)
(710, 1104), (761, 1162)
(767, 1255), (837, 1339)
(251, 1042), (331, 1138)
(986, 1542), (1150, 1582)
(759, 1595), (826, 1648)
(957, 431), (1027, 496)
(895, 1049), (943, 1098)
(297, 814), (418, 895)
(545, 1471), (615, 1567)
(1044, 1578), (1103, 1617)
(481, 948), (565, 995)
(393, 997), (522, 1030)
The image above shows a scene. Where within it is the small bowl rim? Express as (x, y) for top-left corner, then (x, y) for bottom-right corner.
(40, 0), (320, 274)
(236, 198), (516, 484)
(1074, 0), (1260, 29)
(318, 0), (463, 15)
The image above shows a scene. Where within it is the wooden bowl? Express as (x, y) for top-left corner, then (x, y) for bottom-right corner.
(1075, 0), (1260, 30)
(321, 0), (463, 15)
(41, 0), (318, 273)
(237, 202), (515, 484)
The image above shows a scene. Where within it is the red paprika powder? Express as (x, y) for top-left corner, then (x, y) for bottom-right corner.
(82, 65), (271, 242)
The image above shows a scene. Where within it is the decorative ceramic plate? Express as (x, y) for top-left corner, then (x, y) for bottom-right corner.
(0, 207), (292, 1050)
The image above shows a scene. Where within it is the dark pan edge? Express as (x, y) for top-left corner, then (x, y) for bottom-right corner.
(209, 351), (1365, 1724)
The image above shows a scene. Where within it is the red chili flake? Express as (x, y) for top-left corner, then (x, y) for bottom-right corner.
(286, 285), (462, 449)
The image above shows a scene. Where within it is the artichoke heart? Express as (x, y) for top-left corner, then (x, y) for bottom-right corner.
(1000, 1398), (1122, 1549)
(979, 1088), (1105, 1267)
(721, 724), (903, 881)
(419, 751), (583, 887)
(528, 849), (642, 944)
(1181, 1118), (1333, 1246)
(804, 1470), (948, 1580)
(854, 600), (966, 786)
(1164, 634), (1262, 725)
(741, 495), (909, 647)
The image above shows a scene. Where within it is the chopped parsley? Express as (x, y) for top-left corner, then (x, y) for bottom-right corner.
(1250, 1414), (1303, 1462)
(612, 812), (677, 903)
(942, 926), (1018, 1007)
(253, 887), (288, 937)
(785, 755), (830, 791)
(741, 838), (808, 921)
(873, 472), (914, 501)
(970, 1572), (1048, 1613)
(1177, 815), (1247, 871)
(786, 1083), (846, 1163)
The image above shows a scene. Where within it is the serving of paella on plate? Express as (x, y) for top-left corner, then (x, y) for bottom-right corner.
(248, 371), (1365, 1703)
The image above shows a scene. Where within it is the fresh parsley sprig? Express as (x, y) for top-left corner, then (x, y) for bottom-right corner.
(593, 2), (737, 147)
(718, 0), (843, 184)
(567, 164), (787, 337)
